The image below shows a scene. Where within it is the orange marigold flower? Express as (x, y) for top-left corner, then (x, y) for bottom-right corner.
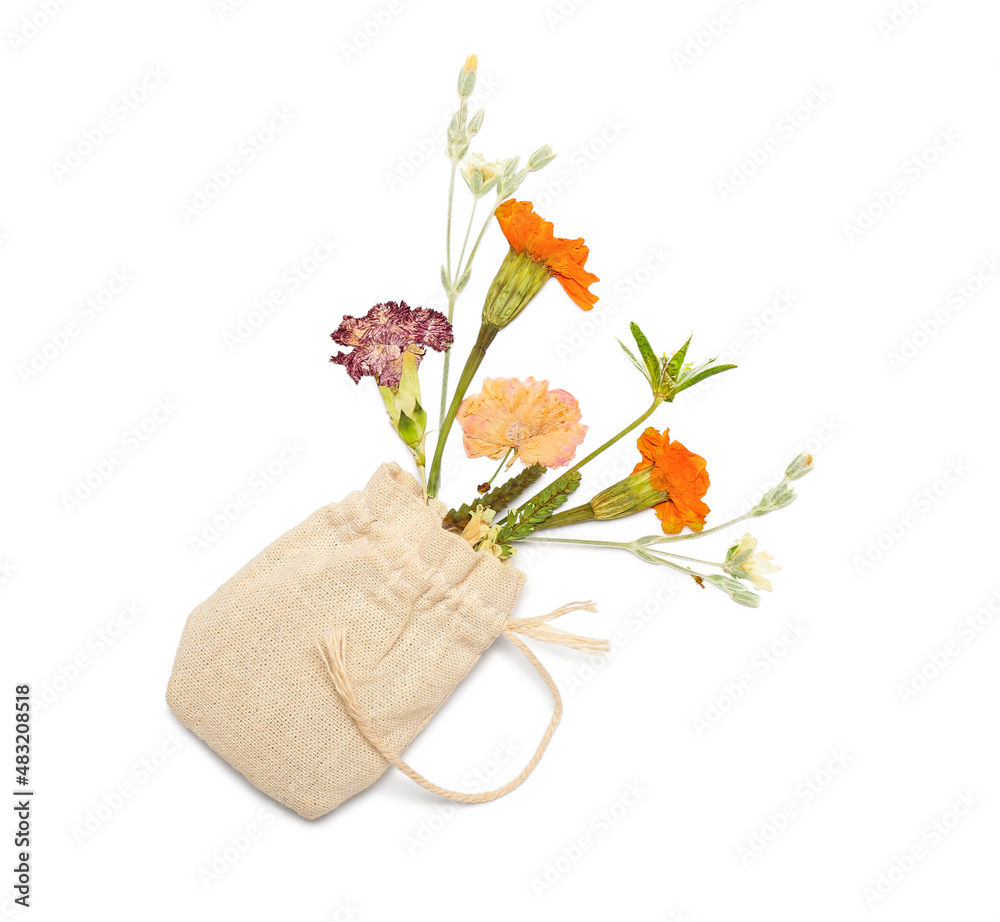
(632, 427), (710, 534)
(457, 377), (587, 469)
(494, 200), (599, 311)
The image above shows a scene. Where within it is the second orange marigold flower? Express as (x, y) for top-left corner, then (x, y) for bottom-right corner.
(632, 427), (711, 534)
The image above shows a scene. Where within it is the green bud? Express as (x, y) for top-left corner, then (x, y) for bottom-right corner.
(528, 145), (556, 170)
(752, 483), (797, 516)
(785, 452), (814, 480)
(458, 55), (478, 98)
(589, 468), (669, 520)
(481, 248), (551, 329)
(397, 408), (420, 446)
(707, 574), (760, 608)
(379, 351), (427, 461)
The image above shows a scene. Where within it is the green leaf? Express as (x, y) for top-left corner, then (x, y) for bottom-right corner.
(396, 410), (420, 446)
(411, 400), (427, 430)
(378, 384), (399, 420)
(497, 471), (582, 544)
(669, 363), (737, 398)
(630, 322), (661, 389)
(440, 264), (450, 289)
(617, 339), (649, 382)
(443, 463), (545, 531)
(665, 335), (692, 382)
(707, 574), (760, 608)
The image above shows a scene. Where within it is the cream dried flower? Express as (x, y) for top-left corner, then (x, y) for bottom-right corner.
(459, 153), (512, 195)
(726, 533), (781, 591)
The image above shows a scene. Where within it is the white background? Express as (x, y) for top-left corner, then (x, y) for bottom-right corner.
(3, 0), (999, 919)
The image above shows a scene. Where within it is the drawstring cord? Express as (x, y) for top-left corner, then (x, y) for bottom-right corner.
(317, 601), (604, 804)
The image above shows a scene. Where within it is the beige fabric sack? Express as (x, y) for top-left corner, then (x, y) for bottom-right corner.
(167, 462), (601, 820)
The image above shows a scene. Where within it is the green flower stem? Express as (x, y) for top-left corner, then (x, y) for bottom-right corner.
(520, 535), (724, 569)
(427, 321), (499, 498)
(534, 502), (595, 529)
(485, 448), (514, 488)
(463, 194), (500, 272)
(639, 555), (706, 581)
(503, 398), (662, 526)
(521, 535), (631, 549)
(437, 192), (499, 443)
(438, 291), (458, 427)
(563, 397), (661, 481)
(652, 512), (753, 542)
(415, 454), (428, 497)
(439, 161), (459, 428)
(522, 534), (710, 580)
(457, 196), (478, 274)
(445, 161), (456, 282)
(646, 549), (727, 568)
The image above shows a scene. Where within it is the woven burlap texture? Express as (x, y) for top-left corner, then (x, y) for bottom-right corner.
(166, 461), (526, 819)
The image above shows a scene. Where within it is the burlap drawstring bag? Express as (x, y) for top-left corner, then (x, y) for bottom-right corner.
(167, 461), (605, 819)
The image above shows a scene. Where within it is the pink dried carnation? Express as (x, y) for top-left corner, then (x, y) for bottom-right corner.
(330, 301), (453, 388)
(457, 377), (587, 469)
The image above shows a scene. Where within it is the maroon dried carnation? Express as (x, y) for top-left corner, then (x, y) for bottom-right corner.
(330, 301), (453, 388)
